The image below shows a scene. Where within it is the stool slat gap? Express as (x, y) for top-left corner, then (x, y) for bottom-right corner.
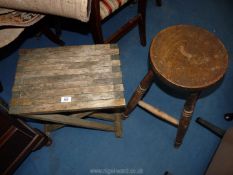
(10, 44), (125, 137)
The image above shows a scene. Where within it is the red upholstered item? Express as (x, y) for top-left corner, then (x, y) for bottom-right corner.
(100, 0), (128, 19)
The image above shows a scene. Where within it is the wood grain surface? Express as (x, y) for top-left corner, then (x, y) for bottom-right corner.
(10, 44), (125, 115)
(150, 25), (228, 90)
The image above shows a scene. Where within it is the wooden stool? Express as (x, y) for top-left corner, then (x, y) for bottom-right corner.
(9, 44), (126, 138)
(124, 25), (228, 147)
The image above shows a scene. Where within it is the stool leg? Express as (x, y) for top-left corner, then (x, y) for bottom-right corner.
(115, 113), (122, 138)
(124, 69), (154, 117)
(175, 92), (200, 147)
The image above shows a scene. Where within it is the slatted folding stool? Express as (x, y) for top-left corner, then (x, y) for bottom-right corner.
(124, 25), (228, 147)
(9, 44), (126, 137)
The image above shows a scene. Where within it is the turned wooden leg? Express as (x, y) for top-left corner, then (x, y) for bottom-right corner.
(124, 69), (154, 117)
(175, 92), (200, 147)
(138, 0), (147, 46)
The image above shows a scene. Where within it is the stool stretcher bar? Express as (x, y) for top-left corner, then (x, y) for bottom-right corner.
(138, 100), (179, 126)
(42, 113), (122, 137)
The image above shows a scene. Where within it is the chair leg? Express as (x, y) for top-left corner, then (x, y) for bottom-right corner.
(138, 0), (147, 46)
(156, 0), (162, 6)
(124, 69), (154, 117)
(41, 27), (65, 46)
(0, 82), (3, 92)
(175, 92), (200, 147)
(90, 22), (104, 44)
(89, 0), (104, 44)
(54, 16), (62, 36)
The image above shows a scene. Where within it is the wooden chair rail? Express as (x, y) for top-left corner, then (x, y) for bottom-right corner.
(89, 0), (147, 46)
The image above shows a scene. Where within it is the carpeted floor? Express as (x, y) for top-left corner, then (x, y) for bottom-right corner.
(0, 0), (232, 174)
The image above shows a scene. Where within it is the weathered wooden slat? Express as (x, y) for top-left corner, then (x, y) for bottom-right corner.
(16, 56), (121, 77)
(17, 57), (113, 72)
(17, 55), (120, 70)
(12, 84), (124, 99)
(15, 66), (113, 79)
(10, 98), (125, 115)
(111, 54), (120, 60)
(12, 77), (122, 92)
(19, 44), (118, 53)
(111, 60), (121, 66)
(18, 55), (111, 67)
(112, 66), (121, 72)
(10, 98), (126, 115)
(11, 91), (125, 106)
(19, 45), (119, 60)
(14, 72), (122, 86)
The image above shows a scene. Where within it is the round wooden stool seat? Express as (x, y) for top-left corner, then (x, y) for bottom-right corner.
(124, 25), (229, 147)
(150, 25), (228, 90)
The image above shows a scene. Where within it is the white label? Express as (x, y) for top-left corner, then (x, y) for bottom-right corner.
(61, 96), (72, 103)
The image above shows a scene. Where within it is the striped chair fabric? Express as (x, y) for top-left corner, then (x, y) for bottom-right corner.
(100, 0), (128, 19)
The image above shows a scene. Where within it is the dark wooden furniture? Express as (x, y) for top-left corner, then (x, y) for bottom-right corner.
(40, 26), (65, 46)
(0, 98), (51, 175)
(196, 117), (233, 175)
(9, 44), (125, 137)
(124, 25), (228, 147)
(89, 0), (149, 46)
(156, 0), (162, 6)
(0, 82), (3, 92)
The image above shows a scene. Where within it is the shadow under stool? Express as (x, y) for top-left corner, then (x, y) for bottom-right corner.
(124, 25), (228, 147)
